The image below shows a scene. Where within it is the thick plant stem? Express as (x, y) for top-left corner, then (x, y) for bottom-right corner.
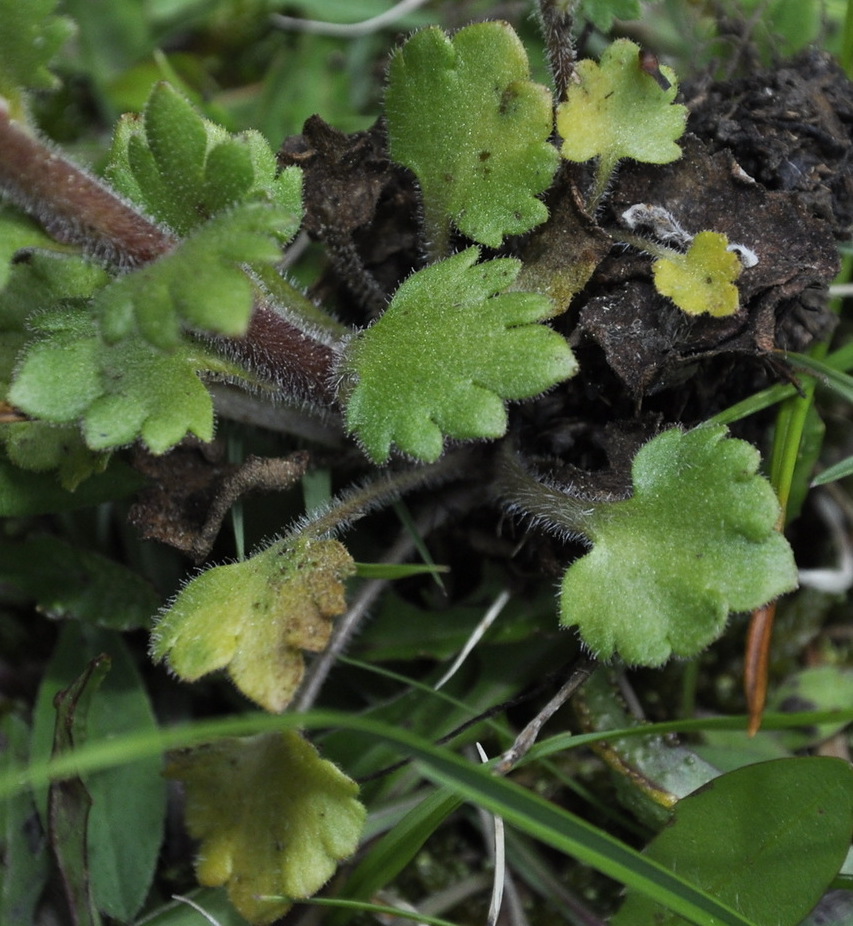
(219, 300), (341, 406)
(0, 99), (176, 267)
(0, 101), (342, 407)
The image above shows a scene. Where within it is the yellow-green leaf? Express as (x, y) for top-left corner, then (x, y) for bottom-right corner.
(151, 537), (355, 712)
(168, 730), (365, 925)
(653, 231), (742, 317)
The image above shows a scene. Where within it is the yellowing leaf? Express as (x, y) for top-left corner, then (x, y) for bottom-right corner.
(653, 231), (743, 317)
(168, 730), (365, 924)
(151, 538), (355, 712)
(556, 39), (686, 206)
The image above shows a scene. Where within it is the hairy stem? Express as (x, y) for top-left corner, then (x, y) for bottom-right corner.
(0, 101), (342, 407)
(301, 447), (481, 541)
(536, 0), (576, 101)
(494, 441), (603, 540)
(219, 300), (342, 406)
(0, 99), (176, 267)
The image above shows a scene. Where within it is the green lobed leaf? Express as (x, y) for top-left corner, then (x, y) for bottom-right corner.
(32, 624), (166, 922)
(653, 231), (743, 317)
(556, 39), (686, 172)
(167, 730), (366, 925)
(0, 0), (75, 118)
(8, 307), (219, 454)
(97, 201), (299, 350)
(151, 537), (356, 712)
(105, 82), (303, 237)
(559, 425), (798, 665)
(0, 249), (110, 336)
(386, 21), (559, 250)
(612, 758), (853, 926)
(342, 247), (577, 463)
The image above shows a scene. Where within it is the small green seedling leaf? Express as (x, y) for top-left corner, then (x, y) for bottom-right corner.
(556, 39), (686, 205)
(613, 757), (853, 926)
(106, 82), (303, 237)
(151, 537), (355, 712)
(97, 202), (294, 349)
(167, 730), (365, 925)
(342, 247), (577, 463)
(8, 308), (221, 454)
(386, 21), (559, 252)
(0, 0), (74, 118)
(560, 425), (798, 665)
(653, 231), (743, 317)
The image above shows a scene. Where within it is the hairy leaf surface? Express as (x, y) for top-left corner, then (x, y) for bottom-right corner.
(386, 22), (558, 249)
(96, 202), (295, 349)
(8, 308), (221, 454)
(560, 426), (797, 665)
(168, 731), (365, 924)
(342, 247), (577, 463)
(106, 82), (303, 237)
(556, 39), (686, 172)
(151, 537), (355, 712)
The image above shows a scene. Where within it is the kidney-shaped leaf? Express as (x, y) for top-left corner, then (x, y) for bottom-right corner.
(342, 247), (577, 463)
(386, 21), (558, 249)
(168, 730), (365, 925)
(560, 426), (798, 665)
(613, 757), (853, 926)
(151, 537), (355, 712)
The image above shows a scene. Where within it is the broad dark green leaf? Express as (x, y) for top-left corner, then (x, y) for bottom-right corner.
(613, 757), (853, 926)
(0, 711), (50, 926)
(32, 624), (166, 922)
(49, 653), (110, 926)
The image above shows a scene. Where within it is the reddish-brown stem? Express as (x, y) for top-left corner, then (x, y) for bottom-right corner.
(744, 601), (776, 736)
(222, 301), (340, 406)
(0, 100), (340, 406)
(0, 99), (176, 267)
